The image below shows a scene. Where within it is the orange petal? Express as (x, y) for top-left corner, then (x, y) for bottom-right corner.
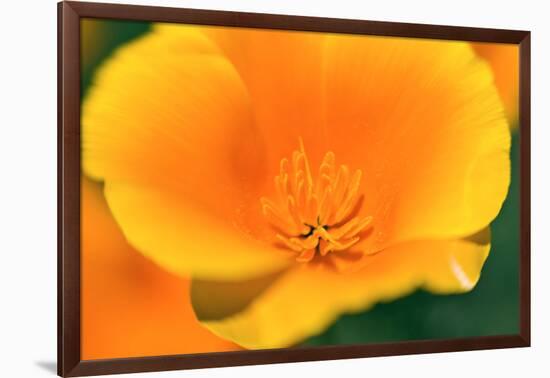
(176, 24), (329, 176)
(82, 26), (291, 280)
(472, 42), (519, 127)
(323, 35), (510, 252)
(103, 181), (291, 280)
(196, 229), (491, 349)
(81, 177), (239, 359)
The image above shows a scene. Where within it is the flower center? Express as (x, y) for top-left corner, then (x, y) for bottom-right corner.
(260, 140), (373, 263)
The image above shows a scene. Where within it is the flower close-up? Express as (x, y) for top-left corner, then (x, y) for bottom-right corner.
(82, 22), (514, 352)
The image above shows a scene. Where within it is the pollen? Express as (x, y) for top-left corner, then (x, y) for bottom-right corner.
(260, 140), (373, 263)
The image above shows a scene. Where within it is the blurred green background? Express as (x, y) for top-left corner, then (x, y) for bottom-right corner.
(81, 19), (520, 347)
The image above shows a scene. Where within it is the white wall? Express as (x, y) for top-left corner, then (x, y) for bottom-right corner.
(1, 0), (547, 377)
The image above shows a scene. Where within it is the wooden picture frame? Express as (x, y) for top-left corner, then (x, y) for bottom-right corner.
(58, 1), (531, 376)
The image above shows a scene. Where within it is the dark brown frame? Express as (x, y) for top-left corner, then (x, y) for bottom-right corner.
(58, 1), (531, 376)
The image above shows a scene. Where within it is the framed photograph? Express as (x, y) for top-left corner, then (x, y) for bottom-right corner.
(58, 1), (530, 376)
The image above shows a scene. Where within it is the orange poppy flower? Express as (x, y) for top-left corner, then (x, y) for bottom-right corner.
(81, 177), (238, 359)
(82, 24), (510, 350)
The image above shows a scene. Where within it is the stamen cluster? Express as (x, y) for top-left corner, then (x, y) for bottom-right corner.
(261, 141), (372, 262)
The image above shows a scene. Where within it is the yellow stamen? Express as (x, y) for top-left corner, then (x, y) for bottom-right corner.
(261, 139), (373, 263)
